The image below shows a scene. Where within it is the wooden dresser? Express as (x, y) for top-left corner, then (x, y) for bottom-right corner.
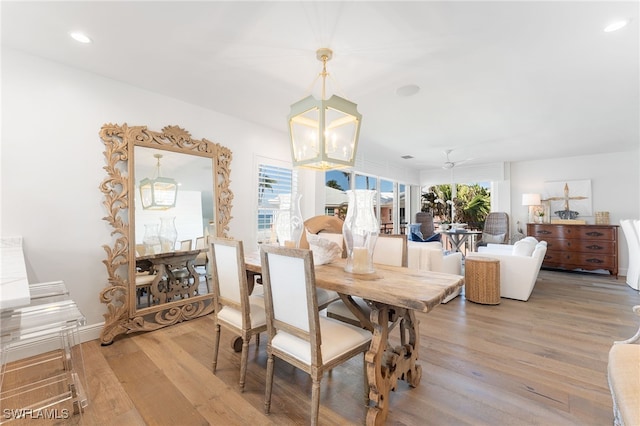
(527, 223), (618, 277)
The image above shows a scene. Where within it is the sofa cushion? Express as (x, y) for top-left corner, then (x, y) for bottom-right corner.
(512, 239), (536, 257)
(482, 232), (505, 244)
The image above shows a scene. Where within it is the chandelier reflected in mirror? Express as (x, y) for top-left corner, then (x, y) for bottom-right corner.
(288, 48), (362, 170)
(139, 153), (178, 210)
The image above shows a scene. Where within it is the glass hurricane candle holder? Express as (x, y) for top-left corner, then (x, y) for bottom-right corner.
(275, 193), (303, 248)
(343, 189), (379, 274)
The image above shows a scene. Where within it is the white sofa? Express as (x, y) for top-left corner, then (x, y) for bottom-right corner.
(407, 241), (463, 303)
(466, 237), (547, 302)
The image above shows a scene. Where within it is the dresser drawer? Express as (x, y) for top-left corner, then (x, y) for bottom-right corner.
(546, 239), (616, 254)
(544, 250), (616, 270)
(529, 224), (616, 241)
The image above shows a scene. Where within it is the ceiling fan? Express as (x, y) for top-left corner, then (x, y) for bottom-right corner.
(442, 149), (471, 169)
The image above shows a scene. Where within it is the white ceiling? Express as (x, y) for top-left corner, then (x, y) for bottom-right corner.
(2, 1), (638, 171)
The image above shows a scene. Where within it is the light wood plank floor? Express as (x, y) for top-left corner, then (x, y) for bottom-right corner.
(4, 270), (640, 425)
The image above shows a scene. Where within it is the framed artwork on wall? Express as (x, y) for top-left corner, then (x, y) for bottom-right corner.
(542, 180), (592, 219)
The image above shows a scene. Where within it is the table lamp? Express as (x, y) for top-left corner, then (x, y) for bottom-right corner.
(522, 193), (541, 223)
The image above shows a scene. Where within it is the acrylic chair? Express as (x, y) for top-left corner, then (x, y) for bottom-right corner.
(259, 245), (372, 425)
(326, 234), (407, 328)
(476, 212), (510, 247)
(620, 219), (640, 290)
(210, 238), (267, 392)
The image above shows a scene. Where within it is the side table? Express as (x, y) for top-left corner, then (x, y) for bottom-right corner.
(465, 257), (500, 304)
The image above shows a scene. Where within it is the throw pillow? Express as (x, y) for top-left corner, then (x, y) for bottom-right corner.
(425, 233), (441, 242)
(482, 233), (505, 244)
(512, 239), (536, 257)
(306, 232), (342, 265)
(411, 232), (425, 242)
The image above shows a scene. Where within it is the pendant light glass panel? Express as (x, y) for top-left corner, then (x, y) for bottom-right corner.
(289, 95), (361, 170)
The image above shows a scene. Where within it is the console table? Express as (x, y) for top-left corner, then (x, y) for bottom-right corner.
(527, 223), (618, 277)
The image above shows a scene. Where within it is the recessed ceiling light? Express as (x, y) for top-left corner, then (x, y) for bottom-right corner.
(401, 155), (414, 160)
(604, 20), (628, 32)
(69, 31), (92, 44)
(396, 84), (420, 97)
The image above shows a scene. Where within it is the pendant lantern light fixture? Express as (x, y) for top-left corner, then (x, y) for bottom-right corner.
(139, 153), (178, 210)
(288, 48), (362, 170)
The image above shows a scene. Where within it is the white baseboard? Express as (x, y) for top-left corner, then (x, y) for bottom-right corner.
(3, 322), (104, 363)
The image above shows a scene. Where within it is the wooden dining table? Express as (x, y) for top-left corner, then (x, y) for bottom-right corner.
(244, 251), (464, 425)
(136, 248), (206, 304)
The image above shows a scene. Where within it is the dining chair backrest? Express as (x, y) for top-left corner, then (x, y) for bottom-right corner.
(210, 238), (247, 315)
(260, 245), (316, 338)
(373, 234), (407, 267)
(180, 239), (192, 251)
(195, 236), (206, 249)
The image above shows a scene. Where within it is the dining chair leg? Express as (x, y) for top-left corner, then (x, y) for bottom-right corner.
(363, 352), (370, 405)
(311, 378), (321, 426)
(239, 336), (249, 392)
(264, 354), (275, 414)
(212, 322), (221, 373)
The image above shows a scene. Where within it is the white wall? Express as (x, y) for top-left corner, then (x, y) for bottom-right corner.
(1, 49), (291, 328)
(510, 151), (639, 277)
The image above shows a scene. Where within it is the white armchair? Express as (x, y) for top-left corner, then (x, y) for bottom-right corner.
(406, 241), (463, 303)
(466, 237), (547, 301)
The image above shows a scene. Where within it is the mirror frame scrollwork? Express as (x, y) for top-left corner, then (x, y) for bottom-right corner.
(98, 123), (233, 345)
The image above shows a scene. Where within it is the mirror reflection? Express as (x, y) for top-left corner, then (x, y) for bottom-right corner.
(133, 146), (214, 309)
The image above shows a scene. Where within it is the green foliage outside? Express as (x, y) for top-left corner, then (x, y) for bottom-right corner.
(421, 184), (491, 229)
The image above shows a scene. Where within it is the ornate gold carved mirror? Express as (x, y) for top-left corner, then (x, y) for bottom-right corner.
(99, 124), (232, 345)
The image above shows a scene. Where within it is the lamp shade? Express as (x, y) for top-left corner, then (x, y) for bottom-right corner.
(522, 193), (541, 206)
(288, 94), (361, 170)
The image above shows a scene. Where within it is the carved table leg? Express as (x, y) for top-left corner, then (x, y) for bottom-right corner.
(365, 303), (422, 426)
(151, 264), (167, 305)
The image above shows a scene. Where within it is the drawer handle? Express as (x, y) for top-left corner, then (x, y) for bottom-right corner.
(586, 258), (604, 264)
(586, 231), (605, 237)
(537, 230), (552, 235)
(586, 244), (604, 250)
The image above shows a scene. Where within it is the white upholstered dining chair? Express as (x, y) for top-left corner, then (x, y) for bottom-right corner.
(210, 238), (267, 392)
(259, 245), (372, 425)
(326, 234), (407, 327)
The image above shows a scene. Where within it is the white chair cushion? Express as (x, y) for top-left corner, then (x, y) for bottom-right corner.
(316, 288), (340, 307)
(512, 239), (536, 256)
(217, 294), (266, 328)
(271, 316), (371, 365)
(326, 296), (369, 320)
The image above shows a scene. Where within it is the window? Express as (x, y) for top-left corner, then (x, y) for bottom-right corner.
(325, 170), (411, 235)
(257, 163), (296, 244)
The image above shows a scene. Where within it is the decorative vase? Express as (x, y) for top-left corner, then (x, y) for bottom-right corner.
(343, 189), (379, 274)
(142, 224), (160, 255)
(159, 216), (178, 252)
(275, 194), (303, 248)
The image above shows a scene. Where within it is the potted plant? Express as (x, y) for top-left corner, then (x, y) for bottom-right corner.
(535, 210), (545, 223)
